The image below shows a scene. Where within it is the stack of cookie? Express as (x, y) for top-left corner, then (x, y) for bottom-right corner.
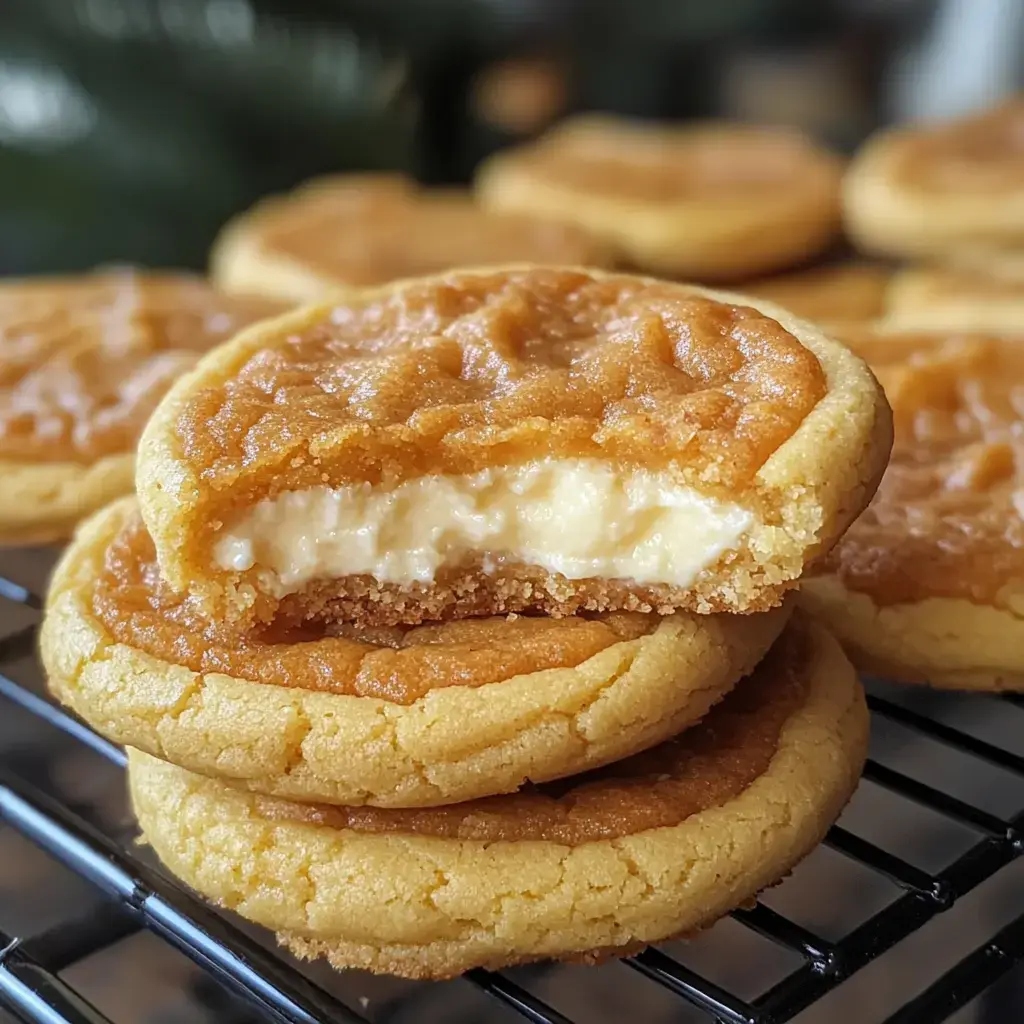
(803, 99), (1024, 689)
(844, 96), (1024, 334)
(42, 265), (891, 976)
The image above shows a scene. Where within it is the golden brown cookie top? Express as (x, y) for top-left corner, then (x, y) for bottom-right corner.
(742, 264), (890, 325)
(175, 266), (826, 499)
(824, 328), (1024, 606)
(139, 265), (890, 615)
(0, 270), (281, 464)
(93, 510), (659, 705)
(229, 174), (610, 287)
(495, 116), (842, 203)
(252, 621), (811, 844)
(897, 98), (1024, 193)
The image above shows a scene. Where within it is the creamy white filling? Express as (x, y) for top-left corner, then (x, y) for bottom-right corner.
(213, 458), (755, 593)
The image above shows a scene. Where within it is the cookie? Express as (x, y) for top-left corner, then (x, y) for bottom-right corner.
(43, 496), (790, 807)
(844, 97), (1024, 259)
(475, 116), (843, 279)
(0, 269), (281, 544)
(884, 261), (1024, 334)
(742, 263), (890, 329)
(800, 327), (1024, 689)
(127, 613), (867, 979)
(210, 173), (611, 302)
(135, 266), (892, 628)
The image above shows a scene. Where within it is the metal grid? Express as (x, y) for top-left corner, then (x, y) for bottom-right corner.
(2, 548), (1024, 1024)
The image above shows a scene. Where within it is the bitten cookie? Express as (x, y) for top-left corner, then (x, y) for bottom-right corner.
(128, 613), (868, 979)
(211, 173), (611, 302)
(844, 97), (1024, 259)
(0, 269), (280, 544)
(475, 116), (843, 280)
(43, 497), (789, 807)
(135, 266), (892, 628)
(801, 326), (1024, 689)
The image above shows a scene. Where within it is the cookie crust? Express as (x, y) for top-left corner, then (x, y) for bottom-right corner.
(800, 575), (1024, 691)
(136, 267), (892, 624)
(44, 497), (789, 807)
(211, 174), (612, 302)
(127, 615), (867, 978)
(0, 455), (134, 545)
(844, 106), (1024, 259)
(475, 117), (843, 280)
(883, 264), (1024, 334)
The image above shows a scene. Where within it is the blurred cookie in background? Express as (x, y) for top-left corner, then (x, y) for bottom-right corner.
(0, 269), (281, 544)
(844, 96), (1024, 260)
(211, 173), (612, 301)
(470, 54), (568, 136)
(741, 263), (890, 330)
(475, 115), (844, 281)
(884, 255), (1024, 333)
(801, 325), (1024, 690)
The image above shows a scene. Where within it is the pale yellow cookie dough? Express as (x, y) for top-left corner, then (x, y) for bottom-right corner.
(128, 614), (868, 978)
(44, 497), (790, 807)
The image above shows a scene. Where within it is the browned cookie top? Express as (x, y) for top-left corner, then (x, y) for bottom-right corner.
(826, 328), (1024, 607)
(0, 270), (281, 464)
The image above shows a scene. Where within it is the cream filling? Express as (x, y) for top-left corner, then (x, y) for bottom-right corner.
(213, 458), (755, 593)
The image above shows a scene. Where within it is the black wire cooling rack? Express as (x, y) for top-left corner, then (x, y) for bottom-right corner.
(3, 547), (1024, 1024)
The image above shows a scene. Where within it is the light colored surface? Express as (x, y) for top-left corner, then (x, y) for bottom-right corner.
(214, 458), (755, 592)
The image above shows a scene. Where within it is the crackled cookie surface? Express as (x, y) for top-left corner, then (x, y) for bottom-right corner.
(801, 328), (1024, 689)
(0, 270), (280, 543)
(136, 267), (890, 626)
(844, 98), (1024, 258)
(211, 173), (611, 302)
(44, 497), (788, 806)
(128, 613), (867, 978)
(475, 117), (843, 279)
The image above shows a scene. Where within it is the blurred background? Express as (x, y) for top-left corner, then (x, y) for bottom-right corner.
(2, 0), (1024, 275)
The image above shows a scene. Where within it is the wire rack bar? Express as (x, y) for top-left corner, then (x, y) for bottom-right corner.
(866, 694), (1024, 777)
(0, 670), (126, 768)
(3, 559), (1024, 1024)
(0, 579), (42, 610)
(18, 906), (141, 974)
(883, 911), (1024, 1023)
(731, 904), (837, 970)
(861, 761), (1015, 838)
(824, 827), (943, 896)
(753, 811), (1024, 1021)
(0, 930), (113, 1024)
(0, 768), (370, 1024)
(466, 971), (573, 1024)
(627, 948), (756, 1024)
